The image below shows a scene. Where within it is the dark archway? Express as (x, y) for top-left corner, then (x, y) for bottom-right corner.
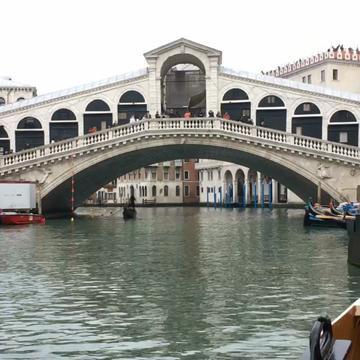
(42, 142), (334, 214)
(328, 110), (358, 146)
(292, 102), (322, 138)
(118, 90), (147, 125)
(256, 95), (286, 131)
(50, 108), (78, 142)
(160, 54), (206, 117)
(83, 99), (112, 134)
(247, 169), (258, 204)
(0, 97), (5, 106)
(16, 117), (44, 151)
(221, 88), (251, 123)
(0, 126), (10, 154)
(235, 168), (245, 204)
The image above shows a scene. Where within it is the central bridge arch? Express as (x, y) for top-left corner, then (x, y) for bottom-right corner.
(40, 138), (336, 215)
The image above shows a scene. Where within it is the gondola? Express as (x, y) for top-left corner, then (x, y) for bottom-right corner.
(304, 202), (347, 228)
(123, 205), (136, 220)
(303, 298), (360, 359)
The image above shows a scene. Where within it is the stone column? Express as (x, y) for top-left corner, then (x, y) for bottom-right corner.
(206, 58), (219, 114)
(147, 60), (161, 116)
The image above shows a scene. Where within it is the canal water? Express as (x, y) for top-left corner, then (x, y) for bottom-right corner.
(1, 207), (359, 359)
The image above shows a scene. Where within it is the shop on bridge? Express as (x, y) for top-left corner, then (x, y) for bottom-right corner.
(118, 91), (147, 125)
(50, 108), (78, 142)
(328, 110), (358, 146)
(292, 102), (322, 138)
(15, 117), (44, 152)
(83, 100), (112, 133)
(221, 88), (251, 122)
(256, 95), (287, 131)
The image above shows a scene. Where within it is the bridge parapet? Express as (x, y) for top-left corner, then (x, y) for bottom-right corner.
(1, 118), (360, 174)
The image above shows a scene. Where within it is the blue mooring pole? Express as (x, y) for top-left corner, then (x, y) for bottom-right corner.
(261, 182), (265, 208)
(206, 189), (209, 208)
(269, 181), (273, 209)
(214, 192), (216, 208)
(254, 183), (257, 208)
(242, 184), (246, 208)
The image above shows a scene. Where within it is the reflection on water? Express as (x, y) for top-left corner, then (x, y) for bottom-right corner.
(0, 208), (359, 359)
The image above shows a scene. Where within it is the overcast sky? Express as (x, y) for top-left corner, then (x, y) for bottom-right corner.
(2, 0), (359, 94)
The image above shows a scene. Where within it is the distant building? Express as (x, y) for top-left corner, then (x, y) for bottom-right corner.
(265, 46), (360, 93)
(196, 160), (302, 206)
(0, 77), (37, 154)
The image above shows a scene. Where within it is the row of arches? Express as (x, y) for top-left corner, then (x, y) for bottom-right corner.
(1, 88), (359, 153)
(220, 88), (359, 146)
(0, 97), (25, 106)
(0, 91), (147, 152)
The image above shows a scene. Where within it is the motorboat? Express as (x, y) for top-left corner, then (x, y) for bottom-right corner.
(0, 211), (45, 225)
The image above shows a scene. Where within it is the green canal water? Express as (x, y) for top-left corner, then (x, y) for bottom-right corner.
(1, 207), (359, 359)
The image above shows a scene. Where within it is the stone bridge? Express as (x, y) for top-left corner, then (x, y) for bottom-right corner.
(1, 118), (359, 215)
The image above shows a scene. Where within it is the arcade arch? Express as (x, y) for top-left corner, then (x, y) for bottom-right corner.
(16, 117), (44, 152)
(292, 102), (322, 138)
(256, 95), (286, 131)
(328, 110), (358, 146)
(0, 126), (10, 154)
(221, 88), (251, 123)
(118, 90), (147, 125)
(83, 99), (112, 134)
(50, 108), (78, 142)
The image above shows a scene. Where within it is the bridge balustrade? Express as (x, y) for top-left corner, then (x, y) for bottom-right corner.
(1, 118), (360, 171)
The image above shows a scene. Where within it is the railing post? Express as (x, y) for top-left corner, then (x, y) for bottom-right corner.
(0, 153), (3, 168)
(287, 134), (295, 146)
(214, 118), (221, 130)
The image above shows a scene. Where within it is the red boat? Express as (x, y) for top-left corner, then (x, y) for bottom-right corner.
(0, 212), (46, 225)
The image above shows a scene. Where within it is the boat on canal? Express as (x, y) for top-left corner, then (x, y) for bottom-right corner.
(303, 201), (354, 229)
(304, 297), (360, 359)
(0, 211), (45, 225)
(123, 205), (136, 220)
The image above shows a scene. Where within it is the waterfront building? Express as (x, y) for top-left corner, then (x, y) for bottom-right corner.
(196, 160), (302, 206)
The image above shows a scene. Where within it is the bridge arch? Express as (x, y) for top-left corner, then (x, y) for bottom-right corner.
(256, 95), (287, 131)
(328, 110), (358, 146)
(220, 88), (251, 123)
(31, 134), (348, 213)
(118, 90), (147, 125)
(50, 108), (78, 142)
(0, 97), (5, 106)
(83, 99), (112, 134)
(292, 102), (322, 138)
(16, 116), (44, 151)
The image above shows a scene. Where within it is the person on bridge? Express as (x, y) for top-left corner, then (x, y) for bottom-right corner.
(223, 112), (230, 120)
(216, 111), (221, 118)
(184, 110), (191, 119)
(208, 110), (214, 117)
(198, 110), (204, 117)
(155, 111), (161, 118)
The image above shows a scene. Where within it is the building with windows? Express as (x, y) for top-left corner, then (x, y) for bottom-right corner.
(265, 46), (360, 93)
(0, 77), (37, 154)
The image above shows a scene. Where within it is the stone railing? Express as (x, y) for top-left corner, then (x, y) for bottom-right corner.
(1, 118), (360, 173)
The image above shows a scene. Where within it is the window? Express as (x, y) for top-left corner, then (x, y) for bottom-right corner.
(339, 132), (348, 143)
(196, 186), (200, 196)
(164, 185), (168, 197)
(201, 187), (203, 193)
(302, 76), (306, 83)
(144, 186), (147, 197)
(152, 185), (157, 197)
(184, 185), (189, 197)
(303, 103), (311, 112)
(307, 75), (311, 84)
(267, 96), (275, 104)
(321, 70), (325, 82)
(151, 171), (156, 180)
(200, 171), (204, 181)
(163, 169), (168, 180)
(296, 126), (302, 135)
(218, 170), (221, 180)
(333, 69), (338, 80)
(175, 168), (180, 180)
(184, 170), (189, 180)
(0, 97), (5, 106)
(176, 185), (180, 196)
(17, 97), (25, 102)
